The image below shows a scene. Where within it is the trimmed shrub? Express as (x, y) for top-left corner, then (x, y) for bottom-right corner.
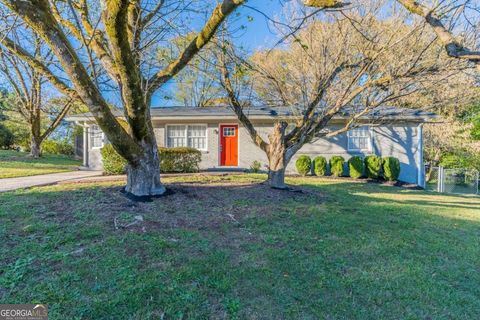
(296, 155), (312, 176)
(101, 144), (127, 175)
(330, 156), (345, 177)
(383, 156), (400, 181)
(0, 124), (14, 149)
(348, 156), (364, 179)
(159, 147), (201, 173)
(364, 155), (382, 179)
(313, 156), (327, 176)
(250, 160), (262, 173)
(42, 139), (74, 155)
(100, 146), (202, 175)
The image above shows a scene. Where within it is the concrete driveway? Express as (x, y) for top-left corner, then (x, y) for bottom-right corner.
(0, 170), (103, 192)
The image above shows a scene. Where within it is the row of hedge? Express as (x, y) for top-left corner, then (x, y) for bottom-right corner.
(296, 155), (401, 181)
(101, 144), (202, 175)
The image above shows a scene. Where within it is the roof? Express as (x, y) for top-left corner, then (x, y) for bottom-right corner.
(66, 105), (437, 122)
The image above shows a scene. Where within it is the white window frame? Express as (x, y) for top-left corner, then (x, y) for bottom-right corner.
(347, 126), (372, 152)
(165, 124), (208, 151)
(90, 125), (105, 149)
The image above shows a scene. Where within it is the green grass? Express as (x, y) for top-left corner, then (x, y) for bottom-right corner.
(0, 150), (80, 179)
(1, 174), (480, 319)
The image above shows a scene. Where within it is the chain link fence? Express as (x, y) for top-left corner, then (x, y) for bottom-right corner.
(425, 166), (479, 195)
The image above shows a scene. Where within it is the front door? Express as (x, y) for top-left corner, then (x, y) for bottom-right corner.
(220, 124), (238, 166)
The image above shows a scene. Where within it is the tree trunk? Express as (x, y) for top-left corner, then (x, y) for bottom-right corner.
(124, 142), (166, 197)
(267, 155), (287, 189)
(266, 122), (289, 189)
(30, 136), (42, 158)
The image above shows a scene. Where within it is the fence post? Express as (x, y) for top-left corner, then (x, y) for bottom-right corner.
(437, 166), (444, 193)
(476, 171), (479, 195)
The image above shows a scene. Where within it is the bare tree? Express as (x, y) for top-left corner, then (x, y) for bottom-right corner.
(221, 8), (472, 189)
(0, 0), (246, 197)
(0, 38), (72, 157)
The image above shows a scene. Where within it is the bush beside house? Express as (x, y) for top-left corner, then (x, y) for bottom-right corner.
(364, 155), (382, 179)
(313, 156), (327, 176)
(296, 155), (312, 176)
(348, 156), (364, 179)
(383, 156), (401, 181)
(330, 156), (345, 177)
(101, 144), (202, 175)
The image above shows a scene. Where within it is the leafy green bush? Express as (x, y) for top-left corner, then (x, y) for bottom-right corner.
(100, 146), (202, 175)
(364, 155), (382, 179)
(330, 156), (345, 177)
(313, 156), (327, 176)
(159, 147), (201, 173)
(101, 144), (127, 175)
(383, 156), (400, 181)
(42, 139), (74, 155)
(348, 156), (364, 179)
(0, 124), (14, 149)
(296, 155), (312, 176)
(250, 160), (262, 173)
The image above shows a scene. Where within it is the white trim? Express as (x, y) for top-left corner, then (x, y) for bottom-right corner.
(347, 126), (373, 152)
(164, 123), (208, 151)
(417, 124), (425, 187)
(218, 123), (240, 167)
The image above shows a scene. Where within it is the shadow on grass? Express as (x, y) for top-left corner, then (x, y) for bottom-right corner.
(1, 178), (480, 319)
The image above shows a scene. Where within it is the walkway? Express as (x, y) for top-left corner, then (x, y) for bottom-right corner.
(0, 170), (103, 192)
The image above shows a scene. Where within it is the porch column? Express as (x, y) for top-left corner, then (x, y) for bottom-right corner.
(83, 124), (89, 168)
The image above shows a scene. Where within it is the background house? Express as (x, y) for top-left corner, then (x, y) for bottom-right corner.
(67, 106), (436, 186)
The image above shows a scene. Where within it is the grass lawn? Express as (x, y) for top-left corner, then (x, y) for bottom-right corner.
(0, 150), (81, 179)
(1, 174), (479, 319)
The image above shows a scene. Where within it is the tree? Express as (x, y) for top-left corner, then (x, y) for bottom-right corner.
(0, 38), (72, 157)
(221, 5), (473, 188)
(0, 0), (245, 197)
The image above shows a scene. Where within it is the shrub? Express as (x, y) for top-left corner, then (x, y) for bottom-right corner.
(0, 124), (14, 149)
(159, 147), (201, 173)
(101, 144), (127, 175)
(348, 156), (364, 179)
(364, 155), (382, 179)
(295, 155), (312, 176)
(383, 156), (400, 181)
(250, 160), (262, 173)
(313, 156), (327, 176)
(330, 156), (345, 177)
(100, 146), (202, 175)
(42, 139), (74, 155)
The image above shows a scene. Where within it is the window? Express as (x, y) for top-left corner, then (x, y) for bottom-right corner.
(348, 127), (371, 151)
(223, 127), (235, 136)
(166, 125), (207, 150)
(90, 125), (104, 148)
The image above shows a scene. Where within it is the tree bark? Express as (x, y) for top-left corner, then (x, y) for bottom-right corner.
(267, 152), (288, 189)
(30, 136), (42, 158)
(266, 122), (289, 189)
(124, 142), (166, 197)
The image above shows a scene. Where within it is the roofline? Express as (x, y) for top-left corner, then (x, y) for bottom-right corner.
(66, 114), (436, 123)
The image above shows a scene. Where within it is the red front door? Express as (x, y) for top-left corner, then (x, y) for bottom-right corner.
(220, 125), (238, 166)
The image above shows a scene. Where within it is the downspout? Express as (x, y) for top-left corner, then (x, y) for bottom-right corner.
(417, 123), (425, 188)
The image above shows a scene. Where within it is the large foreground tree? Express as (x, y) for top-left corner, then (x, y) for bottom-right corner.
(0, 0), (246, 196)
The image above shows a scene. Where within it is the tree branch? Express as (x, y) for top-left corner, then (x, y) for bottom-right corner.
(146, 0), (245, 97)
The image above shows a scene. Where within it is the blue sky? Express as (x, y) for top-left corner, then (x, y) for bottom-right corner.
(151, 1), (286, 107)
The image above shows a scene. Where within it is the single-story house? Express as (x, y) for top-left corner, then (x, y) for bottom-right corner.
(66, 106), (436, 186)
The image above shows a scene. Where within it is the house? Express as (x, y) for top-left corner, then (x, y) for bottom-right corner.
(66, 106), (436, 186)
